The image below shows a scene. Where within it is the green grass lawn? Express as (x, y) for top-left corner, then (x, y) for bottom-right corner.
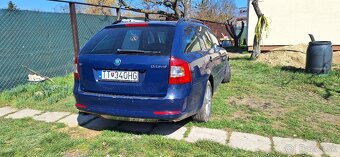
(1, 57), (339, 144)
(0, 118), (286, 156)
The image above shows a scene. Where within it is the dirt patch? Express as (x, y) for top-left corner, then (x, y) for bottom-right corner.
(333, 51), (340, 70)
(229, 96), (279, 110)
(229, 111), (247, 120)
(59, 127), (101, 139)
(229, 96), (286, 117)
(64, 149), (87, 157)
(257, 44), (340, 70)
(257, 44), (307, 68)
(317, 113), (340, 127)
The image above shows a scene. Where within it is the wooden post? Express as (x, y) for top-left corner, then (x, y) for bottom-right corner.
(145, 13), (149, 21)
(116, 8), (121, 20)
(69, 2), (80, 58)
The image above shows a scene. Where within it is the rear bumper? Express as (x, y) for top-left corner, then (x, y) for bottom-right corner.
(73, 83), (192, 121)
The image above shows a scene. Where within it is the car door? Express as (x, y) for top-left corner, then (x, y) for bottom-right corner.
(207, 29), (228, 80)
(199, 27), (223, 89)
(180, 25), (207, 112)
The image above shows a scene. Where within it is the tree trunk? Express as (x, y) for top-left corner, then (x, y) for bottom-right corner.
(251, 19), (264, 58)
(250, 0), (264, 59)
(225, 20), (245, 47)
(184, 0), (191, 18)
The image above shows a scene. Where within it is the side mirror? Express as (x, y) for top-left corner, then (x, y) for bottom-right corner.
(213, 44), (219, 50)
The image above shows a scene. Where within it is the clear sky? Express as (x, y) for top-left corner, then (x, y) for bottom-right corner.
(0, 0), (248, 13)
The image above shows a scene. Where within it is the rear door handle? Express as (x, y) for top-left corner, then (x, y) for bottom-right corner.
(209, 57), (213, 62)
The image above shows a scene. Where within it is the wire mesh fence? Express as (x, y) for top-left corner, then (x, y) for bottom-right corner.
(0, 9), (118, 91)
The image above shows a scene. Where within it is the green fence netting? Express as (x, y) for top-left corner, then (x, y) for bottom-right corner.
(0, 9), (118, 91)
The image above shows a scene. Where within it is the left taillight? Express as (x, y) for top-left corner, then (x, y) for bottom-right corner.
(169, 57), (192, 85)
(74, 56), (79, 80)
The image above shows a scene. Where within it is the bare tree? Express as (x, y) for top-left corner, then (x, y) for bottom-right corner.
(85, 0), (117, 15)
(225, 18), (245, 47)
(118, 0), (192, 19)
(183, 0), (191, 18)
(192, 0), (235, 23)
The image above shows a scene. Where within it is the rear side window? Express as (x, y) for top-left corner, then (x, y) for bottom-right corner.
(183, 26), (202, 53)
(207, 30), (220, 45)
(201, 29), (213, 49)
(81, 26), (175, 55)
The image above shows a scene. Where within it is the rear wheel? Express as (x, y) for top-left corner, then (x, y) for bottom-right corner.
(222, 62), (231, 83)
(192, 81), (212, 122)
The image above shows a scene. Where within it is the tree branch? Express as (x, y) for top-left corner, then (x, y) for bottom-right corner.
(251, 0), (263, 18)
(119, 0), (175, 17)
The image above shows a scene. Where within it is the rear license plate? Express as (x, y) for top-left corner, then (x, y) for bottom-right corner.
(99, 70), (139, 82)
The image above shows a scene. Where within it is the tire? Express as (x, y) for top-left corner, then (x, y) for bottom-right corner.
(192, 81), (212, 122)
(222, 62), (231, 83)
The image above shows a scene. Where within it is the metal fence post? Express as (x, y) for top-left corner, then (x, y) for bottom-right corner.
(69, 2), (80, 58)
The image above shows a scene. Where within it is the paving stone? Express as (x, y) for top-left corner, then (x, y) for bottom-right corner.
(82, 117), (122, 131)
(58, 114), (79, 127)
(273, 137), (323, 157)
(33, 112), (71, 123)
(116, 122), (154, 134)
(228, 132), (271, 152)
(58, 113), (97, 127)
(185, 127), (227, 145)
(321, 142), (340, 157)
(0, 107), (17, 117)
(5, 109), (42, 119)
(151, 123), (187, 140)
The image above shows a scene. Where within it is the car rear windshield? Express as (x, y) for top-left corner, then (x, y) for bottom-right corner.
(81, 26), (175, 55)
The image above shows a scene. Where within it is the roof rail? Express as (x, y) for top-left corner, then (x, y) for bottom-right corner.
(178, 18), (204, 24)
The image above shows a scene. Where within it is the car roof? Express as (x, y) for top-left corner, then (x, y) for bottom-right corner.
(105, 18), (205, 29)
(106, 20), (178, 28)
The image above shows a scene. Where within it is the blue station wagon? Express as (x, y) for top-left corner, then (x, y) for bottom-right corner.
(74, 18), (231, 122)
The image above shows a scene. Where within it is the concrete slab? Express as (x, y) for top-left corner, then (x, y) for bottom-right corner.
(273, 137), (323, 157)
(151, 123), (187, 140)
(0, 107), (17, 117)
(58, 114), (79, 127)
(185, 127), (227, 145)
(5, 109), (42, 119)
(58, 113), (97, 127)
(82, 117), (122, 131)
(321, 142), (340, 157)
(116, 122), (154, 134)
(228, 132), (271, 152)
(33, 112), (71, 123)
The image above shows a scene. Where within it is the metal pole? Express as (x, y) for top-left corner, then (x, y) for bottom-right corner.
(69, 2), (80, 58)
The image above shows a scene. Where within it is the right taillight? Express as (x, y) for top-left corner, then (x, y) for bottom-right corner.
(74, 57), (79, 80)
(169, 57), (192, 84)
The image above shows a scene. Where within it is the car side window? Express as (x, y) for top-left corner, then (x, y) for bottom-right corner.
(201, 28), (213, 49)
(183, 26), (202, 53)
(207, 30), (220, 45)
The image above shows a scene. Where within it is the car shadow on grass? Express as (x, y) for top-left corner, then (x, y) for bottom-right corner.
(77, 113), (190, 136)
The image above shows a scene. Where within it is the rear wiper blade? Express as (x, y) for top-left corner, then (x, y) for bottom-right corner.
(117, 49), (161, 54)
